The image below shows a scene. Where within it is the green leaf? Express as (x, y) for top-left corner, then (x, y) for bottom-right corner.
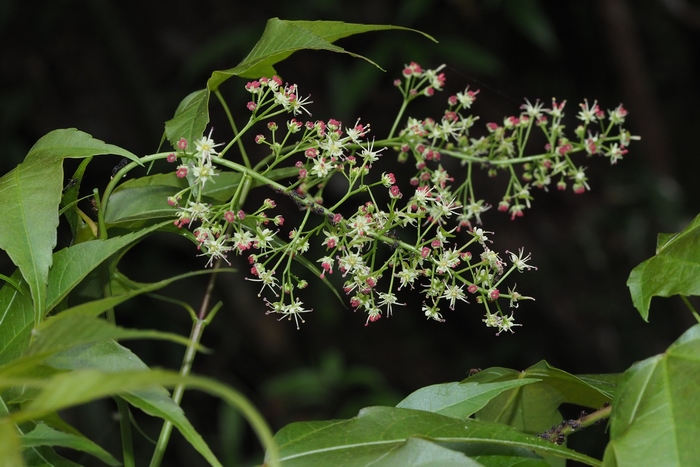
(272, 406), (601, 466)
(23, 129), (139, 165)
(29, 314), (197, 358)
(603, 324), (700, 466)
(7, 267), (219, 368)
(0, 129), (139, 324)
(0, 419), (24, 467)
(105, 184), (179, 223)
(0, 272), (34, 366)
(365, 437), (483, 466)
(104, 167), (300, 226)
(575, 373), (621, 399)
(164, 89), (210, 156)
(0, 273), (24, 295)
(473, 360), (614, 463)
(164, 19), (434, 148)
(105, 172), (241, 224)
(397, 378), (540, 419)
(208, 18), (436, 87)
(627, 214), (700, 320)
(2, 368), (278, 466)
(0, 396), (82, 467)
(48, 267), (223, 323)
(46, 222), (168, 311)
(45, 340), (216, 466)
(0, 224), (169, 367)
(21, 423), (119, 466)
(24, 448), (82, 467)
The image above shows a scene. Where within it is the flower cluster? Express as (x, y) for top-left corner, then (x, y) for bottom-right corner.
(165, 64), (636, 334)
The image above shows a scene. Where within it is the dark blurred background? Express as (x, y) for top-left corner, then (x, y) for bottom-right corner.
(2, 0), (700, 465)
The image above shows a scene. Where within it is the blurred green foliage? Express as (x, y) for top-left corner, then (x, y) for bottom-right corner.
(3, 0), (700, 464)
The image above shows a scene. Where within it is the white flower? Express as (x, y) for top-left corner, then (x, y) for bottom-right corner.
(423, 304), (445, 322)
(434, 248), (461, 275)
(466, 199), (491, 225)
(456, 87), (479, 109)
(471, 228), (492, 245)
(508, 248), (537, 272)
(337, 250), (365, 276)
(199, 234), (232, 267)
(310, 157), (333, 178)
(182, 201), (211, 223)
(520, 98), (545, 118)
(577, 99), (599, 124)
(195, 128), (224, 164)
(377, 292), (404, 317)
(247, 266), (279, 297)
(191, 161), (218, 189)
(254, 228), (276, 251)
(359, 139), (386, 165)
(395, 264), (420, 290)
(441, 284), (468, 310)
(280, 298), (312, 329)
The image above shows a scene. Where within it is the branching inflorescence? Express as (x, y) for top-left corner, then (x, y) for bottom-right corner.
(164, 63), (638, 333)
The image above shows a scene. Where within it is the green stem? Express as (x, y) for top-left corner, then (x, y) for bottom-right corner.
(151, 173), (255, 467)
(681, 295), (700, 323)
(99, 152), (173, 239)
(99, 253), (135, 466)
(149, 289), (217, 467)
(116, 398), (135, 467)
(388, 98), (410, 139)
(214, 90), (252, 169)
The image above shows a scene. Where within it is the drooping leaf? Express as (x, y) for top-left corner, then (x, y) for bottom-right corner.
(21, 423), (119, 466)
(44, 340), (216, 466)
(272, 406), (601, 466)
(48, 267), (225, 324)
(603, 324), (700, 466)
(0, 224), (169, 367)
(4, 267), (221, 369)
(165, 19), (434, 148)
(2, 368), (278, 466)
(0, 396), (82, 467)
(627, 214), (700, 320)
(208, 19), (436, 87)
(45, 222), (168, 312)
(23, 447), (83, 467)
(397, 378), (540, 419)
(0, 129), (139, 324)
(29, 314), (198, 358)
(23, 129), (140, 166)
